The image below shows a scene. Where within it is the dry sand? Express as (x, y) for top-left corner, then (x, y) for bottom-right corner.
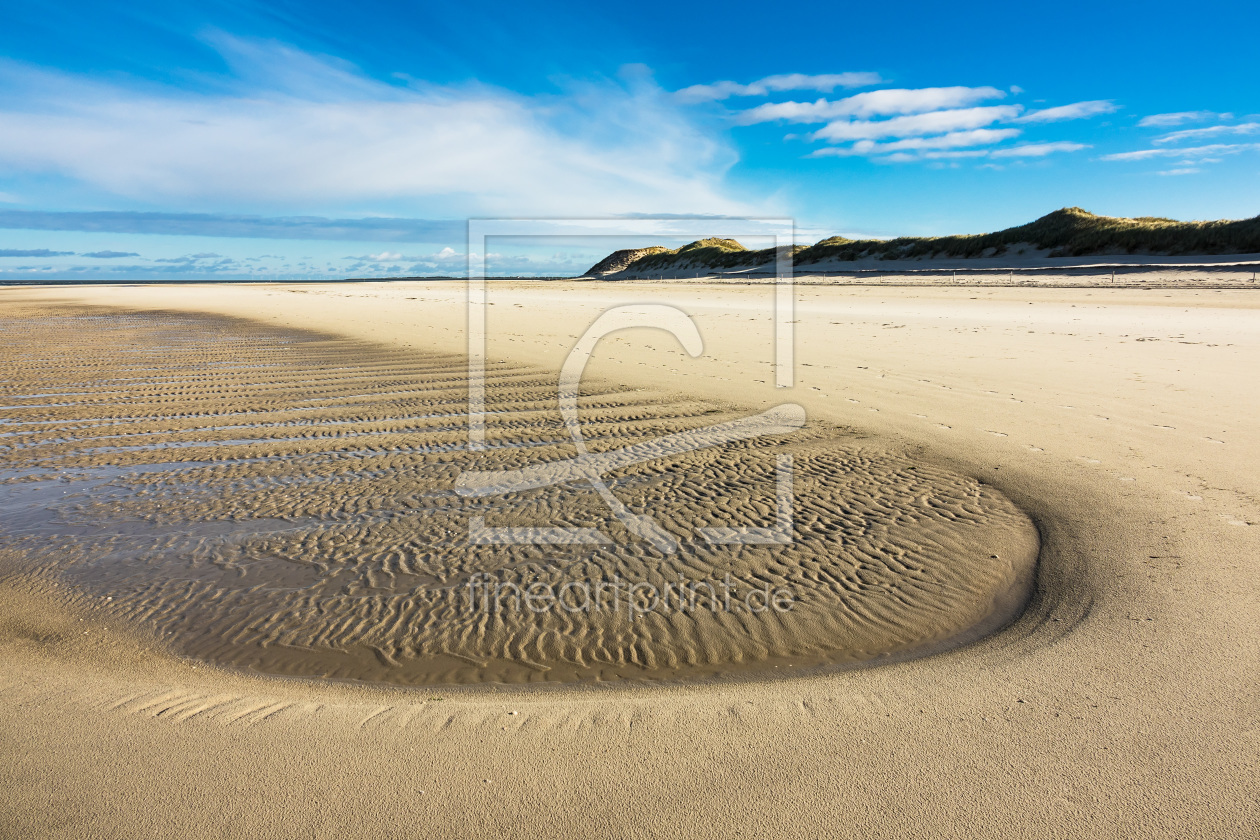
(0, 280), (1256, 837)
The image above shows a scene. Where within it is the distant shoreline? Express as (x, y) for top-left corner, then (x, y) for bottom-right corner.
(5, 259), (1260, 289)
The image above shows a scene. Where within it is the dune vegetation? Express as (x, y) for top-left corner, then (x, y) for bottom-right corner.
(587, 208), (1260, 274)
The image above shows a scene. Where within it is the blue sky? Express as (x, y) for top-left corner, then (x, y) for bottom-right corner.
(0, 0), (1257, 277)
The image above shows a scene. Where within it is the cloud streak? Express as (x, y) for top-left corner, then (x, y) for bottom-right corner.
(0, 248), (75, 257)
(731, 85), (1099, 165)
(736, 86), (1007, 125)
(1100, 142), (1260, 161)
(0, 39), (755, 217)
(675, 72), (882, 102)
(810, 128), (1022, 157)
(0, 209), (465, 242)
(858, 139), (1088, 164)
(1153, 122), (1260, 144)
(347, 247), (462, 262)
(990, 141), (1089, 158)
(1013, 100), (1116, 123)
(810, 106), (1022, 142)
(1138, 111), (1230, 127)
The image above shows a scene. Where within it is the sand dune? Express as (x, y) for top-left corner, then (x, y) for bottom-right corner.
(0, 280), (1256, 838)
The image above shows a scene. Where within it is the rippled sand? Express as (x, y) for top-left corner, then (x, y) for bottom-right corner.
(2, 282), (1257, 838)
(0, 304), (1036, 684)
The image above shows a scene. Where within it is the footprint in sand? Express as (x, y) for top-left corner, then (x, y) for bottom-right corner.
(1077, 456), (1102, 464)
(985, 430), (1008, 437)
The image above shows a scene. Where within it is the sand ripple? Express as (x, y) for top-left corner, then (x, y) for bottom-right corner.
(0, 305), (1038, 684)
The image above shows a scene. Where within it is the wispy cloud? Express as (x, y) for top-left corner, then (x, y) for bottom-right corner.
(810, 129), (1021, 157)
(155, 252), (230, 265)
(990, 141), (1089, 158)
(347, 247), (462, 262)
(80, 250), (139, 258)
(1138, 111), (1231, 127)
(857, 139), (1087, 164)
(1153, 122), (1260, 144)
(675, 72), (883, 103)
(1101, 142), (1260, 161)
(0, 39), (754, 217)
(736, 86), (1007, 125)
(718, 80), (1106, 167)
(1157, 168), (1201, 176)
(811, 106), (1022, 142)
(0, 248), (75, 257)
(1013, 100), (1116, 123)
(0, 209), (464, 242)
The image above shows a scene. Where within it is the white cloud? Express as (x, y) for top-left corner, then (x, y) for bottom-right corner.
(1138, 111), (1231, 127)
(852, 139), (1086, 164)
(1153, 122), (1260, 144)
(989, 141), (1089, 158)
(746, 84), (1101, 166)
(737, 86), (1006, 125)
(0, 39), (755, 217)
(735, 99), (841, 124)
(810, 128), (1020, 157)
(1013, 100), (1116, 123)
(1101, 142), (1260, 161)
(811, 106), (1022, 142)
(350, 246), (463, 262)
(923, 150), (993, 159)
(1157, 168), (1201, 176)
(675, 72), (882, 102)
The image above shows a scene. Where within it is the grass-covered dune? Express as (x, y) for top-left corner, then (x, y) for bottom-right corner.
(617, 238), (793, 272)
(586, 208), (1260, 275)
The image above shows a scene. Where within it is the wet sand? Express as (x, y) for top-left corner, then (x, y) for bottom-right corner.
(0, 280), (1256, 837)
(0, 303), (1036, 685)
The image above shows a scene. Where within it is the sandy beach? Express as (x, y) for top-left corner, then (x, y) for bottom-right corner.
(1, 279), (1256, 838)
